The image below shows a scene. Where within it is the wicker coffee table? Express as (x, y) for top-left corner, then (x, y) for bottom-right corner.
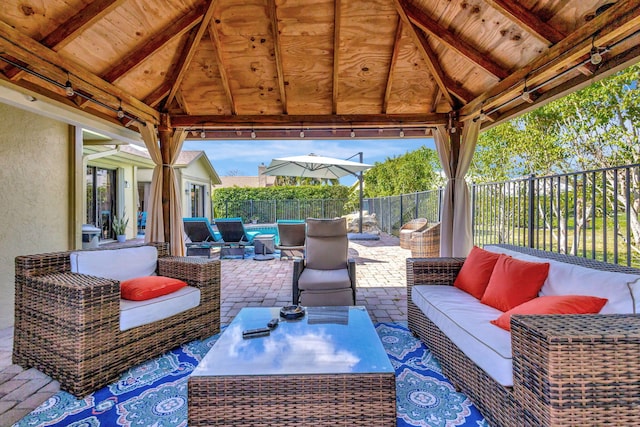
(188, 306), (396, 426)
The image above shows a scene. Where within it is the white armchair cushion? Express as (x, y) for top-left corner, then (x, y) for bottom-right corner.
(120, 286), (201, 331)
(70, 246), (158, 281)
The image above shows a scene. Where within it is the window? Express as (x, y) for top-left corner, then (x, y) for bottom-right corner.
(190, 184), (205, 217)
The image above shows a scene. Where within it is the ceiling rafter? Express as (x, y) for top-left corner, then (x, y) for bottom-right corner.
(145, 81), (172, 108)
(400, 0), (509, 80)
(267, 0), (287, 114)
(207, 20), (236, 114)
(6, 0), (126, 80)
(0, 20), (158, 123)
(392, 0), (454, 108)
(382, 18), (403, 114)
(332, 0), (342, 114)
(461, 0), (640, 118)
(171, 113), (447, 128)
(102, 7), (204, 83)
(164, 0), (217, 109)
(483, 0), (565, 45)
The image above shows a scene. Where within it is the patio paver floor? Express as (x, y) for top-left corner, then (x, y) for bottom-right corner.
(0, 232), (410, 426)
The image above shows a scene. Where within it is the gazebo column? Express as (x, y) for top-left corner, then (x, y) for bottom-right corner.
(159, 113), (173, 243)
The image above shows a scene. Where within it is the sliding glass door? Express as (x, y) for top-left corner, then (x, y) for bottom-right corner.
(86, 166), (116, 239)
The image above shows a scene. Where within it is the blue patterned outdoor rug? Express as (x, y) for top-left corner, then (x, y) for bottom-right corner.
(15, 323), (487, 427)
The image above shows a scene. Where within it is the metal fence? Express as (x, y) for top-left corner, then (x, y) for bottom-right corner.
(214, 199), (349, 223)
(365, 164), (640, 267)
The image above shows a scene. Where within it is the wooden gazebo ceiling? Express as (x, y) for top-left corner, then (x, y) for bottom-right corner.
(1, 0), (639, 139)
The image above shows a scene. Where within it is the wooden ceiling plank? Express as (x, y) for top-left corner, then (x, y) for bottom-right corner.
(208, 22), (236, 114)
(0, 20), (159, 123)
(400, 0), (509, 80)
(431, 87), (442, 112)
(268, 0), (288, 114)
(102, 7), (204, 83)
(5, 0), (126, 80)
(461, 0), (640, 117)
(382, 18), (403, 114)
(165, 0), (217, 108)
(41, 0), (127, 50)
(484, 0), (565, 45)
(332, 0), (341, 114)
(171, 112), (447, 127)
(392, 0), (454, 107)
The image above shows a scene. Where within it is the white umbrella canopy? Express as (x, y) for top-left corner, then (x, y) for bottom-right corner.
(263, 154), (372, 180)
(263, 153), (373, 234)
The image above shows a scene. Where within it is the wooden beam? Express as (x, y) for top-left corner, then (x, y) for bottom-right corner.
(6, 0), (126, 80)
(400, 0), (509, 80)
(461, 0), (640, 117)
(382, 18), (403, 114)
(482, 40), (640, 130)
(268, 0), (287, 114)
(171, 112), (447, 128)
(393, 0), (454, 107)
(165, 0), (217, 108)
(102, 7), (204, 83)
(484, 0), (565, 45)
(0, 20), (160, 123)
(145, 81), (172, 108)
(187, 127), (435, 139)
(332, 0), (342, 114)
(207, 22), (236, 114)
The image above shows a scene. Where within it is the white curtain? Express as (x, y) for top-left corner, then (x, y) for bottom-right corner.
(433, 120), (481, 257)
(140, 124), (187, 256)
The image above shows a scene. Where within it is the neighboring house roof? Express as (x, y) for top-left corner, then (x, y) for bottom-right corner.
(88, 144), (221, 184)
(215, 175), (276, 188)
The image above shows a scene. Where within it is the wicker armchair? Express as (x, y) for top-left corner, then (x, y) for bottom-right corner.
(399, 218), (428, 249)
(410, 222), (440, 257)
(13, 243), (221, 397)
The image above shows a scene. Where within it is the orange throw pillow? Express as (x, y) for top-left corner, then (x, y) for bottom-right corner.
(121, 276), (187, 301)
(453, 246), (501, 299)
(491, 295), (608, 331)
(480, 254), (550, 312)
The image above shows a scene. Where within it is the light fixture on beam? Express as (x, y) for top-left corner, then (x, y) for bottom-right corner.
(350, 129), (356, 138)
(590, 35), (603, 65)
(64, 72), (74, 97)
(251, 129), (256, 139)
(200, 129), (206, 138)
(399, 128), (405, 138)
(116, 99), (125, 119)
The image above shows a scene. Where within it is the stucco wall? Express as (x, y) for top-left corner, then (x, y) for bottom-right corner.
(0, 103), (70, 329)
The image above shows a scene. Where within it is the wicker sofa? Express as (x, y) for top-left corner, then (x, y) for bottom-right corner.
(13, 243), (220, 397)
(406, 244), (640, 427)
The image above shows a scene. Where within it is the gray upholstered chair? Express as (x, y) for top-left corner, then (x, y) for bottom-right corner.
(292, 218), (356, 306)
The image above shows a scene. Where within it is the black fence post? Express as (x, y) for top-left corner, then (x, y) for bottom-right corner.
(471, 183), (476, 245)
(415, 192), (419, 219)
(528, 174), (535, 248)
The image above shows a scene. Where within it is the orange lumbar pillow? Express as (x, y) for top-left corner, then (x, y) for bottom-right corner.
(491, 295), (608, 331)
(120, 276), (188, 301)
(453, 246), (502, 300)
(480, 254), (550, 312)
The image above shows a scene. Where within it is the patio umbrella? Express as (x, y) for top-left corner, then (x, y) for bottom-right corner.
(263, 153), (372, 233)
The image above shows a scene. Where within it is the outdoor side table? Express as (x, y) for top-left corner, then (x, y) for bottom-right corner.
(188, 306), (396, 426)
(253, 233), (276, 261)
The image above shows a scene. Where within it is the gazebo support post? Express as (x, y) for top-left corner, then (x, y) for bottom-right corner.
(159, 113), (173, 245)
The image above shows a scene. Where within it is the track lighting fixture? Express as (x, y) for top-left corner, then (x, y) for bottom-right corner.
(64, 72), (74, 97)
(116, 99), (125, 118)
(590, 35), (603, 65)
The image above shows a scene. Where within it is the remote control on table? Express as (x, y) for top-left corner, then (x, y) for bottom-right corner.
(242, 327), (271, 338)
(267, 318), (279, 329)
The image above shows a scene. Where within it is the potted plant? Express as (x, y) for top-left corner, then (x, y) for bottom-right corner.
(250, 215), (259, 224)
(112, 213), (129, 243)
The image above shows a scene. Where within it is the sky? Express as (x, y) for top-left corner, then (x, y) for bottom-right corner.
(183, 137), (435, 186)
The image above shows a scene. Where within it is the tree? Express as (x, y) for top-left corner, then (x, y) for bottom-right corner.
(471, 64), (640, 255)
(364, 146), (442, 197)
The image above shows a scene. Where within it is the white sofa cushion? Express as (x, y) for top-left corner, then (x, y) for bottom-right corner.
(484, 245), (640, 314)
(120, 286), (201, 331)
(70, 246), (158, 282)
(412, 285), (513, 387)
